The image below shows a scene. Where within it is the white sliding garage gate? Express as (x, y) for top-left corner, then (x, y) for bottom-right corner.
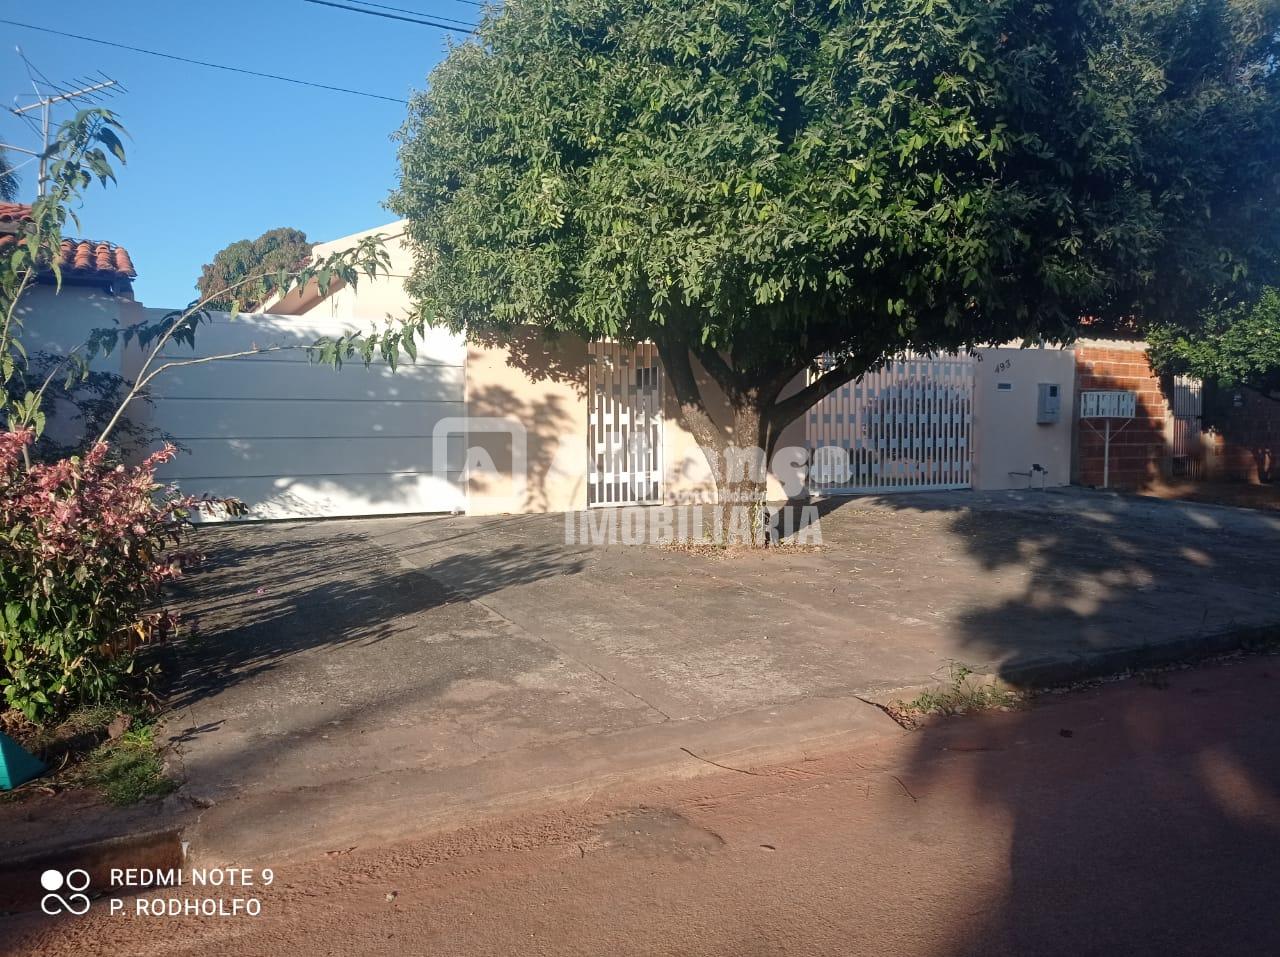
(806, 354), (976, 493)
(147, 310), (467, 520)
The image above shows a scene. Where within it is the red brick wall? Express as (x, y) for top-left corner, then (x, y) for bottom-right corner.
(1074, 344), (1169, 488)
(1212, 387), (1280, 483)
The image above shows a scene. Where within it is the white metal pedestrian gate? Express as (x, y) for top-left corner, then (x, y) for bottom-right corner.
(587, 341), (665, 506)
(1170, 374), (1204, 478)
(806, 354), (976, 493)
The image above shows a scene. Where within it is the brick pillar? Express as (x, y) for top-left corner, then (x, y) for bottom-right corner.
(1073, 342), (1170, 489)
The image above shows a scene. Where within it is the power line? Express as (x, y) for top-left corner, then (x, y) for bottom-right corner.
(351, 0), (489, 11)
(337, 0), (479, 30)
(302, 0), (475, 31)
(0, 18), (410, 105)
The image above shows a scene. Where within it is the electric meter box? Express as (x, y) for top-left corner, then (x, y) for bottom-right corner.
(1036, 383), (1061, 424)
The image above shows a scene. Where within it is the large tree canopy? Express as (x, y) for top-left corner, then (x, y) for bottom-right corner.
(196, 227), (313, 311)
(391, 0), (1280, 492)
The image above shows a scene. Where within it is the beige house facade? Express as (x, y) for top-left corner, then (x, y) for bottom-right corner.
(105, 220), (1079, 520)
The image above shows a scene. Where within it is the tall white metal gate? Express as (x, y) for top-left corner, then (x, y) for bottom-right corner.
(805, 354), (976, 493)
(1170, 374), (1204, 478)
(587, 341), (665, 507)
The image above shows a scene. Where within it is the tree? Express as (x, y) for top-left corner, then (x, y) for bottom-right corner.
(1, 108), (128, 450)
(0, 148), (16, 202)
(0, 110), (395, 722)
(389, 0), (1280, 520)
(1149, 288), (1280, 398)
(196, 227), (314, 311)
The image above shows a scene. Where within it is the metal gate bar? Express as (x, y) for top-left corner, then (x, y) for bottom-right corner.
(587, 341), (664, 507)
(806, 353), (975, 494)
(1171, 374), (1203, 478)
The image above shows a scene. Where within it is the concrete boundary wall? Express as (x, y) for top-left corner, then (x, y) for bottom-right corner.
(973, 347), (1076, 490)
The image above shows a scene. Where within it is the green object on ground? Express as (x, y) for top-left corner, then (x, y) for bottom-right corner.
(0, 730), (45, 790)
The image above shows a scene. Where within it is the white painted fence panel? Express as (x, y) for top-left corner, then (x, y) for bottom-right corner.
(587, 341), (664, 506)
(149, 310), (467, 520)
(153, 397), (463, 440)
(157, 314), (467, 366)
(806, 354), (975, 493)
(152, 358), (463, 403)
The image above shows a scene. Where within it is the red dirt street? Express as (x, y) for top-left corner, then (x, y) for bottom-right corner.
(10, 655), (1280, 957)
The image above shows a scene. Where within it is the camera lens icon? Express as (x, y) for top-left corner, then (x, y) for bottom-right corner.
(40, 868), (91, 915)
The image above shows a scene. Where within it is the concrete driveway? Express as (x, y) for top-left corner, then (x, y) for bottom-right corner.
(166, 489), (1280, 861)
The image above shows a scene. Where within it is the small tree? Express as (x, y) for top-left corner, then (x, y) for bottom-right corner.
(0, 148), (17, 203)
(0, 111), (398, 722)
(389, 0), (1280, 522)
(0, 109), (128, 445)
(196, 227), (314, 311)
(1149, 288), (1280, 399)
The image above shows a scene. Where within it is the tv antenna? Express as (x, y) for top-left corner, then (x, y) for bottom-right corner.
(2, 49), (125, 196)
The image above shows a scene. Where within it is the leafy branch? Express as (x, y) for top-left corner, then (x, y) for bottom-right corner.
(89, 232), (396, 444)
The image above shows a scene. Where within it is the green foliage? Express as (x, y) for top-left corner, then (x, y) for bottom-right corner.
(76, 723), (173, 805)
(0, 148), (16, 203)
(0, 433), (240, 723)
(2, 351), (170, 463)
(1149, 288), (1280, 394)
(195, 227), (314, 311)
(0, 108), (128, 436)
(895, 663), (1021, 724)
(389, 0), (1280, 457)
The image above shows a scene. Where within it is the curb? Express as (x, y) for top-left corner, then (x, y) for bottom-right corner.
(999, 625), (1280, 690)
(857, 625), (1280, 710)
(0, 824), (186, 915)
(3, 626), (1275, 907)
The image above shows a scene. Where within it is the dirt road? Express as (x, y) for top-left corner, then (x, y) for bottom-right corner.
(10, 655), (1280, 957)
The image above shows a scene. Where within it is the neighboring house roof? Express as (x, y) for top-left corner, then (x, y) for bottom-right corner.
(0, 202), (137, 286)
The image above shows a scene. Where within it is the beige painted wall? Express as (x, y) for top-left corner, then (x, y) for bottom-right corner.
(268, 221), (415, 323)
(465, 331), (591, 515)
(464, 332), (807, 515)
(972, 346), (1076, 490)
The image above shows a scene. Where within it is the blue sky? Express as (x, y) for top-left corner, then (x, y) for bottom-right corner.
(0, 1), (469, 305)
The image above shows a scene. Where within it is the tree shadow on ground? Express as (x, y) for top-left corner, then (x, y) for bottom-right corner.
(164, 521), (586, 714)
(799, 490), (1280, 955)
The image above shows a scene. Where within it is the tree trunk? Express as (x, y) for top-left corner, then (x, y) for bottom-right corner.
(718, 396), (771, 545)
(660, 335), (768, 545)
(654, 335), (863, 546)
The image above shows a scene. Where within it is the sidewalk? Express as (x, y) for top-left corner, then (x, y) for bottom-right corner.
(155, 488), (1280, 864)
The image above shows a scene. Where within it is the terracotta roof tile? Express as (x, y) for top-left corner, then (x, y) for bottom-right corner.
(0, 202), (32, 223)
(0, 203), (137, 281)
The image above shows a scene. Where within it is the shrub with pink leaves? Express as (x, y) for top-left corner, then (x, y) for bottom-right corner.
(0, 429), (240, 722)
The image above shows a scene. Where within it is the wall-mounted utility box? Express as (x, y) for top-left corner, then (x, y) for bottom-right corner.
(1036, 382), (1061, 424)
